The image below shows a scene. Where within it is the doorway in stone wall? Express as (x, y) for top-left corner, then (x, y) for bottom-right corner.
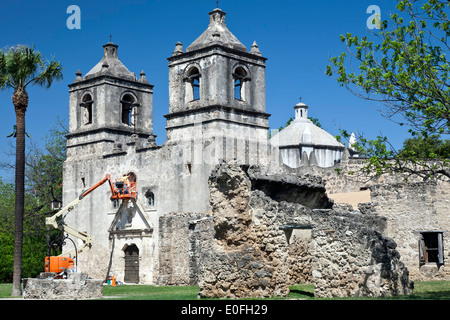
(124, 244), (139, 283)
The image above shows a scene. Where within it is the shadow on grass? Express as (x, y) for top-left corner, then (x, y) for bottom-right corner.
(288, 283), (315, 299)
(392, 290), (450, 300)
(289, 288), (315, 298)
(287, 281), (450, 300)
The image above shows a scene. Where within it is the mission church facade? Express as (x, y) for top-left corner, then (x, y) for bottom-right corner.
(63, 8), (449, 284)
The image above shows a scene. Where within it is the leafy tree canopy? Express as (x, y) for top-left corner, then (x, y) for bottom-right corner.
(328, 0), (450, 180)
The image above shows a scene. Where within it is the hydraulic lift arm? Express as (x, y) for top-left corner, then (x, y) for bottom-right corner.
(45, 174), (115, 255)
(56, 224), (93, 256)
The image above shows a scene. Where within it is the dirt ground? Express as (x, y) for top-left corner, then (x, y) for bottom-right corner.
(328, 190), (371, 210)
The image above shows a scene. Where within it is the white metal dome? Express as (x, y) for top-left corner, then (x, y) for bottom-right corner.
(270, 102), (345, 168)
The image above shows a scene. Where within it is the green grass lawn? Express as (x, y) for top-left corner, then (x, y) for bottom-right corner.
(2, 281), (449, 300)
(289, 281), (450, 300)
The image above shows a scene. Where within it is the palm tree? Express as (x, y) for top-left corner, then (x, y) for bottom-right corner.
(0, 45), (63, 296)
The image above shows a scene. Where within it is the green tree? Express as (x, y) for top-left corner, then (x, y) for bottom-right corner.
(0, 178), (48, 283)
(0, 45), (63, 295)
(327, 0), (450, 179)
(399, 134), (450, 159)
(26, 119), (67, 212)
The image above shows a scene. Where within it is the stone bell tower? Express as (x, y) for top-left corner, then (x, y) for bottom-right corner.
(165, 8), (270, 165)
(66, 41), (155, 159)
(62, 42), (157, 282)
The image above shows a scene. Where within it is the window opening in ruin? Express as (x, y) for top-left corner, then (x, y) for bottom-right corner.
(81, 94), (93, 125)
(145, 190), (154, 207)
(233, 67), (247, 101)
(186, 67), (200, 102)
(419, 232), (444, 266)
(121, 94), (136, 126)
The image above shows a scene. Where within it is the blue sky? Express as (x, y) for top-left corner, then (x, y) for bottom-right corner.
(0, 0), (408, 181)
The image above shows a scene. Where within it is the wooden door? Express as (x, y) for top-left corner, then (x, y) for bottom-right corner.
(124, 244), (139, 283)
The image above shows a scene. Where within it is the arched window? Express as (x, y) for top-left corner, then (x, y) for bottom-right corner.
(81, 94), (93, 125)
(121, 94), (136, 126)
(233, 67), (247, 101)
(145, 189), (154, 207)
(192, 77), (200, 101)
(185, 67), (200, 102)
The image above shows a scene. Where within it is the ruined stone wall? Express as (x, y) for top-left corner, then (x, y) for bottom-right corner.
(23, 273), (103, 300)
(310, 210), (413, 298)
(295, 158), (450, 282)
(198, 164), (296, 298)
(293, 158), (441, 195)
(158, 212), (213, 286)
(199, 165), (324, 298)
(368, 181), (450, 281)
(197, 163), (413, 298)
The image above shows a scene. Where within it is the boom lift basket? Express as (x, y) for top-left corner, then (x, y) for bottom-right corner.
(111, 179), (137, 200)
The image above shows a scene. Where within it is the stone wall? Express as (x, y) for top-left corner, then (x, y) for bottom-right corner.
(158, 212), (213, 286)
(292, 158), (438, 195)
(294, 158), (450, 282)
(368, 181), (450, 281)
(197, 163), (413, 298)
(198, 164), (295, 298)
(23, 273), (103, 300)
(153, 161), (445, 296)
(310, 210), (413, 297)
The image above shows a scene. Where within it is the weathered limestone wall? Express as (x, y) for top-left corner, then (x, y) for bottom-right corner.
(63, 116), (270, 285)
(294, 158), (450, 282)
(23, 273), (103, 300)
(368, 181), (450, 281)
(310, 210), (413, 297)
(197, 163), (413, 298)
(198, 164), (299, 298)
(292, 158), (437, 195)
(158, 212), (213, 286)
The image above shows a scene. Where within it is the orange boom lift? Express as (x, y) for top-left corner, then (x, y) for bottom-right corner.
(45, 174), (136, 274)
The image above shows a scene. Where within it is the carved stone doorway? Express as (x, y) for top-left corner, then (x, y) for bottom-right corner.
(124, 244), (139, 283)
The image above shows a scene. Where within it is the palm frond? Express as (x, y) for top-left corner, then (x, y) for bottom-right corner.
(0, 45), (63, 92)
(33, 60), (63, 88)
(0, 49), (10, 90)
(0, 50), (8, 90)
(0, 49), (6, 73)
